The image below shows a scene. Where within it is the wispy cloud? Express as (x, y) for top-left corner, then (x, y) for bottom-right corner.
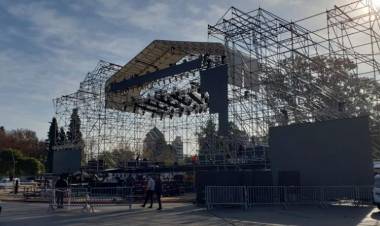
(0, 0), (345, 138)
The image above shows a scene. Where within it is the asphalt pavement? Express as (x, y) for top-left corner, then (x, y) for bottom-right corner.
(0, 202), (380, 226)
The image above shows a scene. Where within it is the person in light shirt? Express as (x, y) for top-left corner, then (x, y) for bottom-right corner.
(142, 175), (155, 208)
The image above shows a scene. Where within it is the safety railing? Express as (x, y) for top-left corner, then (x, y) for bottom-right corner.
(205, 186), (247, 209)
(205, 185), (373, 209)
(47, 187), (134, 212)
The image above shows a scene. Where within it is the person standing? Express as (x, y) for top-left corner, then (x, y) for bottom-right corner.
(142, 176), (155, 208)
(55, 175), (68, 209)
(14, 179), (19, 195)
(155, 175), (162, 210)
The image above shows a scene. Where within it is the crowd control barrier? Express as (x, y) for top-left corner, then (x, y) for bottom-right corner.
(205, 185), (373, 209)
(47, 187), (133, 212)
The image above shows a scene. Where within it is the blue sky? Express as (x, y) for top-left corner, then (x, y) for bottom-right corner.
(0, 0), (348, 139)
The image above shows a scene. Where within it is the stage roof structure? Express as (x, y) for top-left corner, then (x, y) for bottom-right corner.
(106, 40), (225, 85)
(105, 40), (226, 112)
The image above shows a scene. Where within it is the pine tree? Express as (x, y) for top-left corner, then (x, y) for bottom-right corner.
(58, 127), (66, 145)
(67, 108), (84, 164)
(46, 117), (58, 173)
(67, 108), (82, 144)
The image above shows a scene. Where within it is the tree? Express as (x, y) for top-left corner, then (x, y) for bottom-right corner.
(58, 127), (66, 145)
(159, 144), (176, 165)
(112, 146), (135, 168)
(0, 149), (44, 176)
(67, 108), (82, 144)
(263, 56), (380, 123)
(18, 157), (45, 176)
(226, 122), (250, 157)
(263, 55), (380, 158)
(98, 151), (116, 169)
(197, 119), (220, 159)
(197, 120), (251, 162)
(0, 149), (23, 177)
(66, 108), (85, 164)
(46, 117), (58, 173)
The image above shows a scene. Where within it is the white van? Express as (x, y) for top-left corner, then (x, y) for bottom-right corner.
(373, 174), (380, 208)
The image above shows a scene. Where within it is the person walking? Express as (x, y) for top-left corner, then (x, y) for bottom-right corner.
(142, 175), (155, 208)
(55, 175), (68, 209)
(155, 175), (162, 210)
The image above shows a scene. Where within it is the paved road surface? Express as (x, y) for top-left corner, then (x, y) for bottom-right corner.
(0, 202), (380, 225)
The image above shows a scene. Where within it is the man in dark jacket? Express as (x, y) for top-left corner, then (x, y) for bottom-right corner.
(55, 175), (68, 208)
(155, 175), (162, 210)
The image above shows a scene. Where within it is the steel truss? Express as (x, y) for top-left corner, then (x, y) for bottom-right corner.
(54, 61), (216, 164)
(209, 0), (380, 157)
(54, 0), (380, 166)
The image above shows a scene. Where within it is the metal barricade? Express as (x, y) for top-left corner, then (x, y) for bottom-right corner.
(284, 186), (323, 206)
(68, 188), (90, 209)
(206, 185), (374, 209)
(205, 186), (247, 209)
(323, 186), (357, 205)
(355, 186), (373, 205)
(89, 187), (133, 209)
(246, 186), (283, 207)
(47, 187), (133, 212)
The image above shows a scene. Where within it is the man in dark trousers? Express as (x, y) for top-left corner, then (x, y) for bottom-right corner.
(55, 175), (68, 209)
(14, 179), (19, 194)
(155, 175), (162, 210)
(142, 175), (155, 208)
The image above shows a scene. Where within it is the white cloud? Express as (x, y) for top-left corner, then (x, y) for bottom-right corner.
(0, 0), (354, 139)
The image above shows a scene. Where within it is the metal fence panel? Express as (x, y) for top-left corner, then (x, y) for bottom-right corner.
(206, 186), (246, 209)
(206, 185), (374, 209)
(47, 187), (133, 212)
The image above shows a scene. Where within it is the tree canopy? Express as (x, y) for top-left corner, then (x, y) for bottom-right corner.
(0, 149), (44, 176)
(263, 56), (380, 124)
(0, 127), (46, 163)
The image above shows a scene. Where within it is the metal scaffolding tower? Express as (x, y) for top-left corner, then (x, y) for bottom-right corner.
(53, 0), (380, 166)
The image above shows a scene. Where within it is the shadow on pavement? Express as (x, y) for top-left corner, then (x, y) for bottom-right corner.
(370, 209), (380, 220)
(1, 202), (377, 226)
(183, 205), (376, 226)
